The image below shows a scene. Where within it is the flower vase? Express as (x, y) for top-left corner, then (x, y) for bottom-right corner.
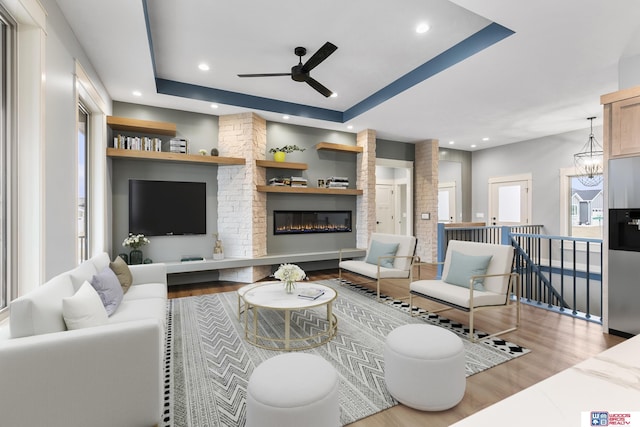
(129, 249), (143, 265)
(284, 281), (296, 294)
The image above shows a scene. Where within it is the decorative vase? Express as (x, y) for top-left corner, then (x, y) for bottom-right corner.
(129, 249), (143, 265)
(273, 151), (286, 162)
(284, 281), (296, 294)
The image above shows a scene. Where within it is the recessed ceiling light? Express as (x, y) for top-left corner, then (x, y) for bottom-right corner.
(198, 63), (210, 71)
(347, 125), (353, 130)
(471, 144), (477, 148)
(330, 92), (338, 98)
(283, 115), (290, 120)
(132, 90), (142, 97)
(210, 104), (219, 109)
(482, 137), (490, 141)
(416, 22), (430, 34)
(449, 140), (455, 145)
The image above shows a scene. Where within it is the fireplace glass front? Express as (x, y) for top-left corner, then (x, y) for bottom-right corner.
(274, 210), (352, 235)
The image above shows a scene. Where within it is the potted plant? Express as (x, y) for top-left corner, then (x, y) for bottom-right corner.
(269, 145), (305, 162)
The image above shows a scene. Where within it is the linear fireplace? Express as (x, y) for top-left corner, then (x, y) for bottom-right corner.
(274, 210), (352, 235)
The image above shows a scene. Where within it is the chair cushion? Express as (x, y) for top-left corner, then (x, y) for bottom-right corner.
(444, 251), (493, 291)
(410, 279), (509, 309)
(90, 267), (124, 316)
(339, 260), (410, 279)
(62, 281), (109, 330)
(365, 240), (399, 268)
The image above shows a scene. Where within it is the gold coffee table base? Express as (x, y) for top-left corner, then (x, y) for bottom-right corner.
(242, 282), (338, 351)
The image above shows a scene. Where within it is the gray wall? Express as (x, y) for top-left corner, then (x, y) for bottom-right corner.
(377, 138), (415, 161)
(265, 122), (358, 253)
(111, 103), (219, 263)
(40, 0), (112, 278)
(471, 126), (603, 236)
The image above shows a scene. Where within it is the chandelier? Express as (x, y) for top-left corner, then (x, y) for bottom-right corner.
(573, 117), (603, 187)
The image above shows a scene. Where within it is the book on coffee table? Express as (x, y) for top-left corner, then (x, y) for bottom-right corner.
(298, 288), (326, 300)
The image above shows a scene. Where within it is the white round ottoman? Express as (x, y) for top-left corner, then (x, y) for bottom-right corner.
(246, 353), (340, 427)
(384, 324), (466, 411)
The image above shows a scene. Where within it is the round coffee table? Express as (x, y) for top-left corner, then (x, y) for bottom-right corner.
(242, 282), (338, 351)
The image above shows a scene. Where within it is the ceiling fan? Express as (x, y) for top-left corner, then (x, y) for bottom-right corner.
(237, 42), (338, 97)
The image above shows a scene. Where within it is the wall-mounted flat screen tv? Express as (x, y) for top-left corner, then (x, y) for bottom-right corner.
(129, 179), (206, 236)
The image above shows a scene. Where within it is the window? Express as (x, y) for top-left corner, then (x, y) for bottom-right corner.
(0, 8), (14, 312)
(77, 104), (89, 262)
(560, 168), (603, 240)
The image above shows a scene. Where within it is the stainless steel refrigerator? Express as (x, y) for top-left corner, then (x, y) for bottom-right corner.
(608, 156), (640, 337)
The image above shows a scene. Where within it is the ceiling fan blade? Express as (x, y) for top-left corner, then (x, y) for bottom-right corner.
(305, 77), (333, 98)
(301, 42), (337, 73)
(237, 73), (291, 78)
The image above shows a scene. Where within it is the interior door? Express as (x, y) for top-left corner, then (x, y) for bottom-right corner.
(488, 177), (530, 226)
(375, 184), (394, 233)
(438, 182), (456, 223)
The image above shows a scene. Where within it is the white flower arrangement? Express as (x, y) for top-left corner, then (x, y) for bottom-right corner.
(122, 233), (150, 250)
(274, 263), (306, 283)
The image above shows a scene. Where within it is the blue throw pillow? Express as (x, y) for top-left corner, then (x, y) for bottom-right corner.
(90, 267), (124, 316)
(444, 251), (493, 291)
(365, 240), (399, 269)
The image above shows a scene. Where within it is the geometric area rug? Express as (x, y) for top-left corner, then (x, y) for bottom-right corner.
(162, 279), (530, 427)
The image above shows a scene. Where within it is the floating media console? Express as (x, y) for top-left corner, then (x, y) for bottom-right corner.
(274, 210), (352, 235)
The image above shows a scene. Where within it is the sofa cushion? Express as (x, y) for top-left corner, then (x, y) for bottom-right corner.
(110, 256), (133, 293)
(444, 251), (493, 291)
(339, 260), (410, 279)
(69, 261), (99, 292)
(89, 252), (111, 274)
(90, 267), (124, 316)
(108, 298), (167, 330)
(123, 283), (167, 301)
(9, 273), (76, 338)
(365, 240), (399, 268)
(62, 281), (109, 330)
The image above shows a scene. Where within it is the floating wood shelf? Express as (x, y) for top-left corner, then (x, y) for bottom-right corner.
(315, 142), (363, 153)
(107, 148), (245, 165)
(256, 185), (362, 195)
(255, 160), (308, 170)
(107, 116), (177, 136)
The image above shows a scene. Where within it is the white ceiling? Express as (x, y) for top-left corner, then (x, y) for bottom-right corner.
(56, 0), (640, 150)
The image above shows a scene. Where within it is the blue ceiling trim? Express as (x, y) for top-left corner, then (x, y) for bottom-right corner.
(155, 78), (344, 122)
(343, 22), (514, 122)
(141, 0), (157, 76)
(143, 0), (513, 124)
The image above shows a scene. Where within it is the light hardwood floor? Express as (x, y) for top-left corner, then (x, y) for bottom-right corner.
(168, 267), (626, 427)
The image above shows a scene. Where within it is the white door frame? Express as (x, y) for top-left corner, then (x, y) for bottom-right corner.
(488, 173), (532, 225)
(375, 158), (414, 236)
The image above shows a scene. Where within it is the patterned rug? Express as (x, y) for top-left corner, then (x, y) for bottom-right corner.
(162, 279), (530, 427)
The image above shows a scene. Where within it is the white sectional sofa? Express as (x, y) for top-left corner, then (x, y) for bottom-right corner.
(0, 252), (167, 427)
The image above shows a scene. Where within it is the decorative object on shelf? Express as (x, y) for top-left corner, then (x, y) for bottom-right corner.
(117, 253), (129, 264)
(213, 233), (224, 260)
(122, 233), (150, 265)
(210, 148), (219, 156)
(143, 258), (153, 264)
(274, 263), (306, 294)
(318, 179), (325, 188)
(269, 145), (306, 162)
(574, 117), (603, 187)
(199, 149), (207, 156)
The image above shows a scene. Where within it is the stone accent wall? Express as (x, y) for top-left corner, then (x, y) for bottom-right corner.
(414, 139), (439, 262)
(356, 129), (377, 248)
(217, 112), (270, 282)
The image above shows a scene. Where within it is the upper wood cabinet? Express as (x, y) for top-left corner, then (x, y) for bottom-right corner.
(602, 86), (640, 158)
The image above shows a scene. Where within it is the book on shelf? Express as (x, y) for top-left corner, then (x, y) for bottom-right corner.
(269, 176), (292, 186)
(298, 288), (326, 300)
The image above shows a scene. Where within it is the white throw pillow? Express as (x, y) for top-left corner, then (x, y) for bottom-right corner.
(62, 281), (109, 330)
